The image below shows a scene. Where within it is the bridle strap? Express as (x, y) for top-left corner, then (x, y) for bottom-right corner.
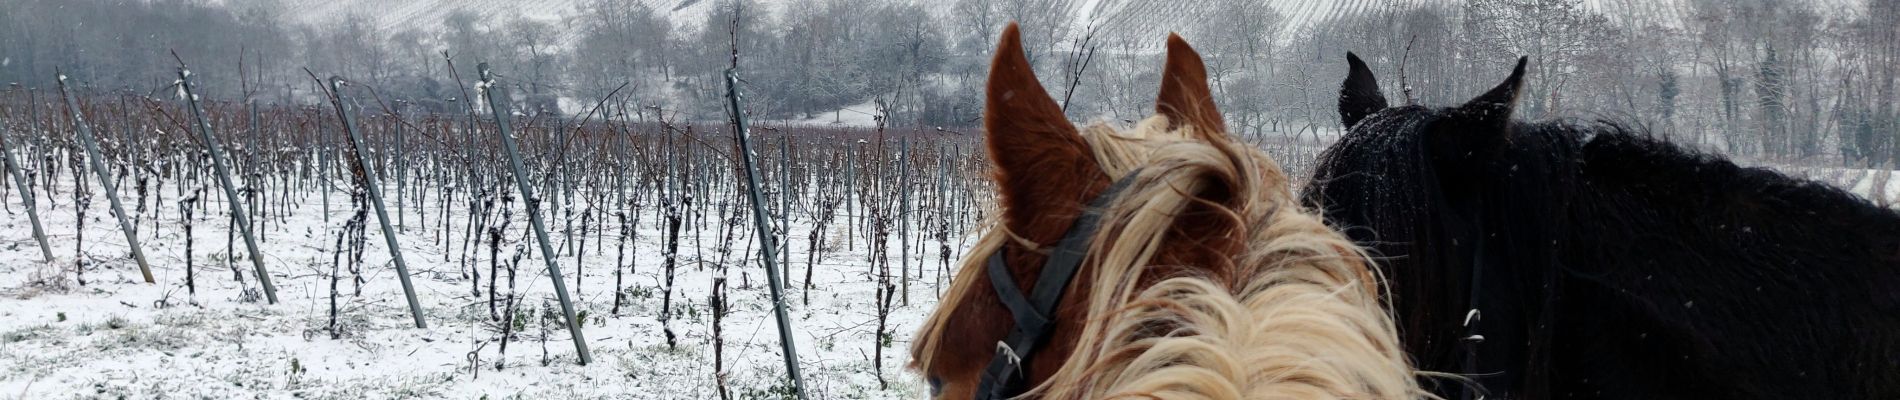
(986, 253), (1047, 337)
(975, 171), (1142, 400)
(1458, 210), (1488, 400)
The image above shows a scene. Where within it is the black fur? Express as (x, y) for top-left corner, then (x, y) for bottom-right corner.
(1339, 52), (1389, 129)
(1304, 73), (1900, 398)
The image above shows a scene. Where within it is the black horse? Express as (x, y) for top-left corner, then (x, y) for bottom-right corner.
(1302, 53), (1900, 399)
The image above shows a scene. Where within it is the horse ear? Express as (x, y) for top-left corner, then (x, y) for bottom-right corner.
(1339, 52), (1388, 129)
(1451, 56), (1529, 131)
(1156, 33), (1226, 135)
(985, 23), (1102, 240)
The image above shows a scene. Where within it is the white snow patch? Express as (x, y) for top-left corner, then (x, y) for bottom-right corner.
(768, 100), (883, 128)
(0, 177), (941, 398)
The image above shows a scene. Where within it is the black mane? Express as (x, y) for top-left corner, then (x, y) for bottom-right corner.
(1303, 106), (1900, 399)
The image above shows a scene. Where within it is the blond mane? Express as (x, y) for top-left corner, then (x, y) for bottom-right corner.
(913, 116), (1422, 399)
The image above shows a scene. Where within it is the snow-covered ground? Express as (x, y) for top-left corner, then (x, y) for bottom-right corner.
(768, 101), (885, 129)
(1846, 169), (1900, 206)
(1743, 160), (1900, 207)
(0, 177), (949, 399)
(1802, 166), (1900, 208)
(1, 148), (1890, 399)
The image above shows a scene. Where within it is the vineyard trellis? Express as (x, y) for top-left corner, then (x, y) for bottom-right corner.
(56, 72), (155, 286)
(327, 76), (428, 328)
(0, 114), (52, 263)
(0, 52), (1033, 397)
(177, 60), (279, 304)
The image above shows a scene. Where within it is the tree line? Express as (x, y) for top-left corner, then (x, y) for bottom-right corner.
(2, 0), (1895, 165)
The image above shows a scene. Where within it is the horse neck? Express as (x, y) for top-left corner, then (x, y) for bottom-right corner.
(1528, 125), (1900, 397)
(1568, 133), (1900, 273)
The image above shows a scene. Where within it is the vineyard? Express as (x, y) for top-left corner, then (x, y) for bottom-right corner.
(4, 0), (1900, 397)
(0, 64), (1894, 398)
(0, 63), (1025, 398)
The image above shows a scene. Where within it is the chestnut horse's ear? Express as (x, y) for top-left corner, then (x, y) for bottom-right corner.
(1339, 52), (1388, 129)
(1155, 33), (1225, 135)
(985, 23), (1102, 242)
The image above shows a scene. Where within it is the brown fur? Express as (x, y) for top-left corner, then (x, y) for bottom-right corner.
(911, 23), (1420, 399)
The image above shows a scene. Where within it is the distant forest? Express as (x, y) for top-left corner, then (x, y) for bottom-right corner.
(1, 0), (1896, 164)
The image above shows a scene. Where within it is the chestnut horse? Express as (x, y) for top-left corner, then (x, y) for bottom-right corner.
(908, 24), (1420, 399)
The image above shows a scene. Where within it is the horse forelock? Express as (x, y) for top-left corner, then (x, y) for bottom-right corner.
(912, 115), (1421, 399)
(1305, 106), (1590, 396)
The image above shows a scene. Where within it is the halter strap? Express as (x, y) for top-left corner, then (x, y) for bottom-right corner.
(975, 170), (1142, 400)
(1459, 209), (1489, 400)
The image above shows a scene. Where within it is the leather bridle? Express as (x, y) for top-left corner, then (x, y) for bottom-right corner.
(1458, 209), (1490, 400)
(973, 171), (1141, 400)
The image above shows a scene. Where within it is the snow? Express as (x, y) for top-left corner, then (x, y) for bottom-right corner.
(273, 0), (820, 50)
(1752, 163), (1900, 207)
(0, 177), (942, 398)
(1843, 168), (1900, 207)
(768, 100), (884, 128)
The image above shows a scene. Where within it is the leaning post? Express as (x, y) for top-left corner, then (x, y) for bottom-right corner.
(0, 116), (53, 262)
(176, 66), (280, 303)
(724, 68), (808, 399)
(478, 63), (592, 365)
(329, 77), (428, 328)
(56, 73), (155, 284)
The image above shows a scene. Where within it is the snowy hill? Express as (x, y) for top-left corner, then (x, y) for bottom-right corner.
(279, 0), (784, 39)
(255, 0), (1874, 37)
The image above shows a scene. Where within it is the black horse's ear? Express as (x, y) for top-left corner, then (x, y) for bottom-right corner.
(1339, 52), (1388, 129)
(1451, 56), (1529, 132)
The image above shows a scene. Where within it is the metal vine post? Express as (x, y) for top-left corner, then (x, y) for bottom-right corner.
(393, 104), (406, 232)
(779, 135), (790, 285)
(722, 2), (806, 393)
(56, 72), (156, 284)
(329, 76), (429, 329)
(478, 63), (592, 365)
(246, 101), (263, 240)
(176, 63), (280, 303)
(724, 68), (808, 400)
(0, 116), (53, 262)
(318, 76), (331, 224)
(24, 88), (47, 191)
(898, 135), (910, 306)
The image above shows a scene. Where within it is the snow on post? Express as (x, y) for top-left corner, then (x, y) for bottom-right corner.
(479, 62), (593, 366)
(0, 115), (52, 262)
(176, 66), (280, 304)
(328, 76), (429, 329)
(723, 67), (808, 399)
(56, 73), (156, 285)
